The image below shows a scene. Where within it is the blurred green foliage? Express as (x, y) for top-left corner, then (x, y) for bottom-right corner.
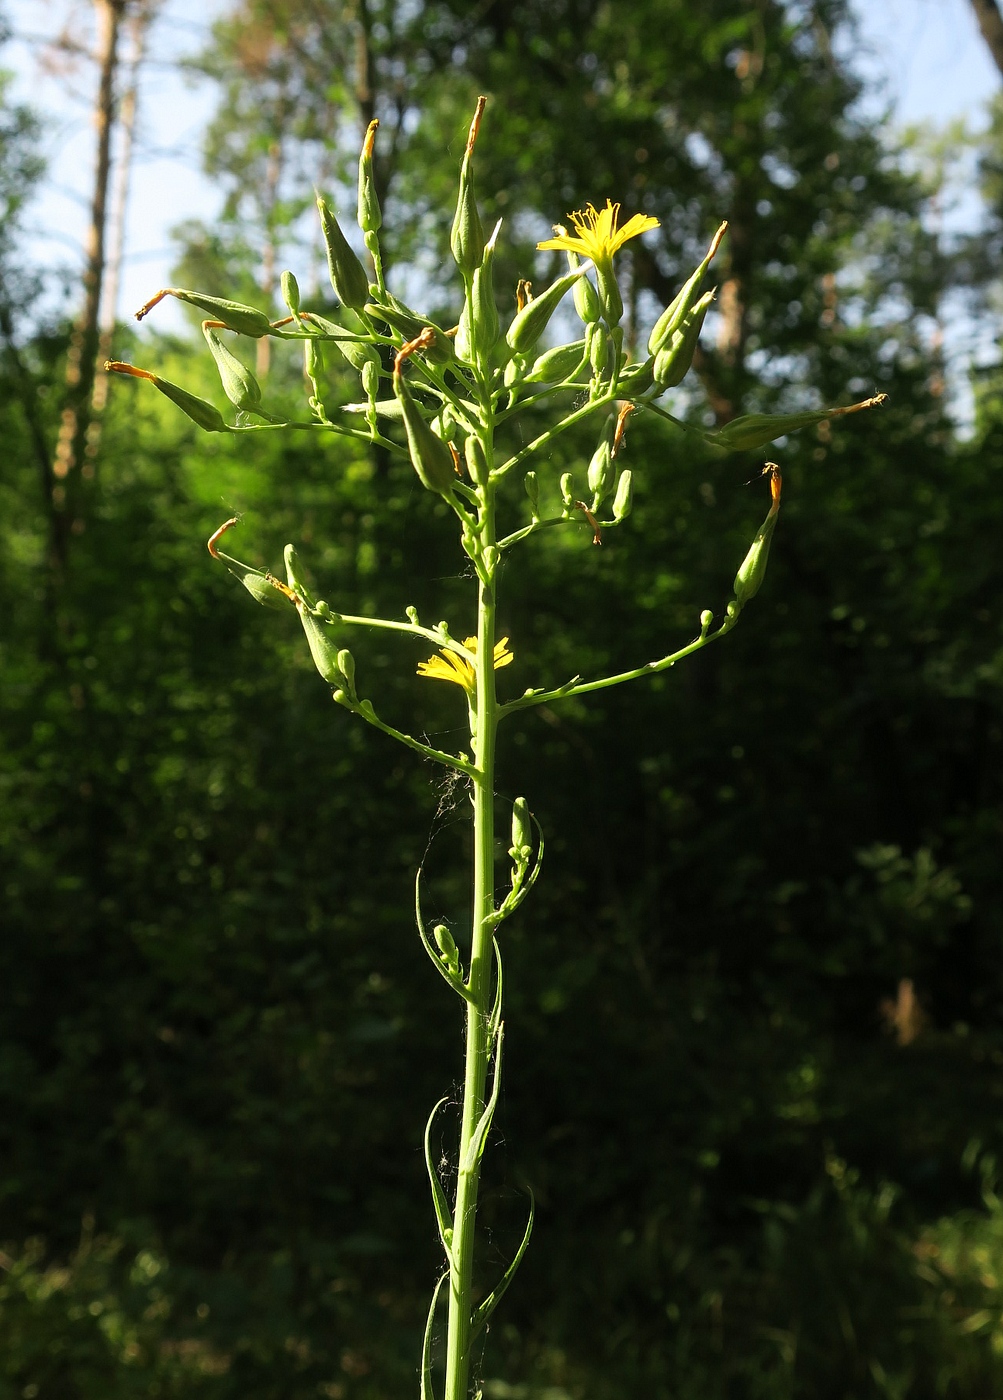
(4, 1), (1003, 1396)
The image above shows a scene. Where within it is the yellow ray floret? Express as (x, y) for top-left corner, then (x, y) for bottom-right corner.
(417, 635), (514, 693)
(537, 200), (659, 267)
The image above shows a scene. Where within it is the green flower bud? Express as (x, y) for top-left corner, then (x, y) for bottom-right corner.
(504, 353), (527, 387)
(135, 288), (272, 338)
(652, 290), (714, 389)
(337, 648), (357, 701)
(357, 119), (382, 233)
(523, 340), (587, 384)
(574, 272), (602, 325)
(316, 195), (371, 310)
(464, 436), (489, 485)
(594, 263), (623, 325)
(587, 416), (617, 509)
(280, 271), (300, 316)
(451, 97), (486, 277)
(105, 361), (228, 432)
(466, 220), (501, 366)
(393, 367), (457, 496)
(612, 469), (633, 522)
(733, 467), (782, 607)
(434, 924), (460, 975)
(648, 221), (727, 356)
(298, 605), (344, 685)
(202, 324), (263, 412)
(505, 270), (584, 354)
(361, 358), (380, 399)
(560, 472), (575, 509)
(587, 320), (610, 377)
(524, 471), (539, 512)
(283, 543), (317, 607)
(510, 796), (533, 860)
(304, 336), (322, 382)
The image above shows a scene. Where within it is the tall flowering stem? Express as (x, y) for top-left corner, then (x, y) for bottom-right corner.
(113, 99), (886, 1399)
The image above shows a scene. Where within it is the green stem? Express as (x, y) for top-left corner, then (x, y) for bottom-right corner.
(501, 613), (738, 715)
(444, 473), (498, 1400)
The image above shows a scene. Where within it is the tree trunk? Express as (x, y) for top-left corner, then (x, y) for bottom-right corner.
(51, 0), (127, 561)
(92, 3), (151, 427)
(971, 0), (1003, 79)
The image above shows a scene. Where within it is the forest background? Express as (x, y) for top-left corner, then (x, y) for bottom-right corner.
(4, 1), (1003, 1396)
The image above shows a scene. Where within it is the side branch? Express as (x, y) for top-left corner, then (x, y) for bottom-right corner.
(340, 695), (477, 776)
(501, 614), (737, 716)
(494, 392), (617, 479)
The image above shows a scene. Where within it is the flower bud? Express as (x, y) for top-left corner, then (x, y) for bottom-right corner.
(587, 413), (617, 508)
(524, 340), (586, 384)
(612, 469), (633, 522)
(337, 648), (357, 701)
(560, 472), (575, 509)
(361, 358), (380, 399)
(733, 467), (782, 607)
(135, 288), (272, 338)
(574, 272), (602, 325)
(202, 324), (263, 412)
(510, 797), (533, 861)
(393, 367), (456, 496)
(587, 321), (609, 377)
(464, 435), (489, 485)
(207, 523), (293, 609)
(283, 543), (316, 604)
(316, 194), (371, 310)
(304, 336), (322, 383)
(357, 118), (382, 233)
(298, 606), (345, 684)
(451, 97), (486, 277)
(648, 221), (727, 356)
(105, 361), (228, 432)
(524, 471), (539, 512)
(652, 290), (714, 389)
(434, 925), (460, 975)
(280, 271), (301, 316)
(467, 219), (502, 366)
(505, 270), (584, 354)
(595, 264), (623, 325)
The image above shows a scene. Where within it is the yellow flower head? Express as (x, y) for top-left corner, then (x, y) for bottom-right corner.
(417, 635), (513, 694)
(537, 200), (659, 268)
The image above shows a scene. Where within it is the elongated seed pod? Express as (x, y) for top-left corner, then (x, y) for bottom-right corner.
(136, 288), (272, 338)
(451, 98), (486, 276)
(316, 195), (371, 310)
(652, 290), (714, 389)
(733, 468), (782, 606)
(105, 361), (229, 432)
(357, 119), (382, 233)
(648, 221), (727, 356)
(709, 395), (886, 452)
